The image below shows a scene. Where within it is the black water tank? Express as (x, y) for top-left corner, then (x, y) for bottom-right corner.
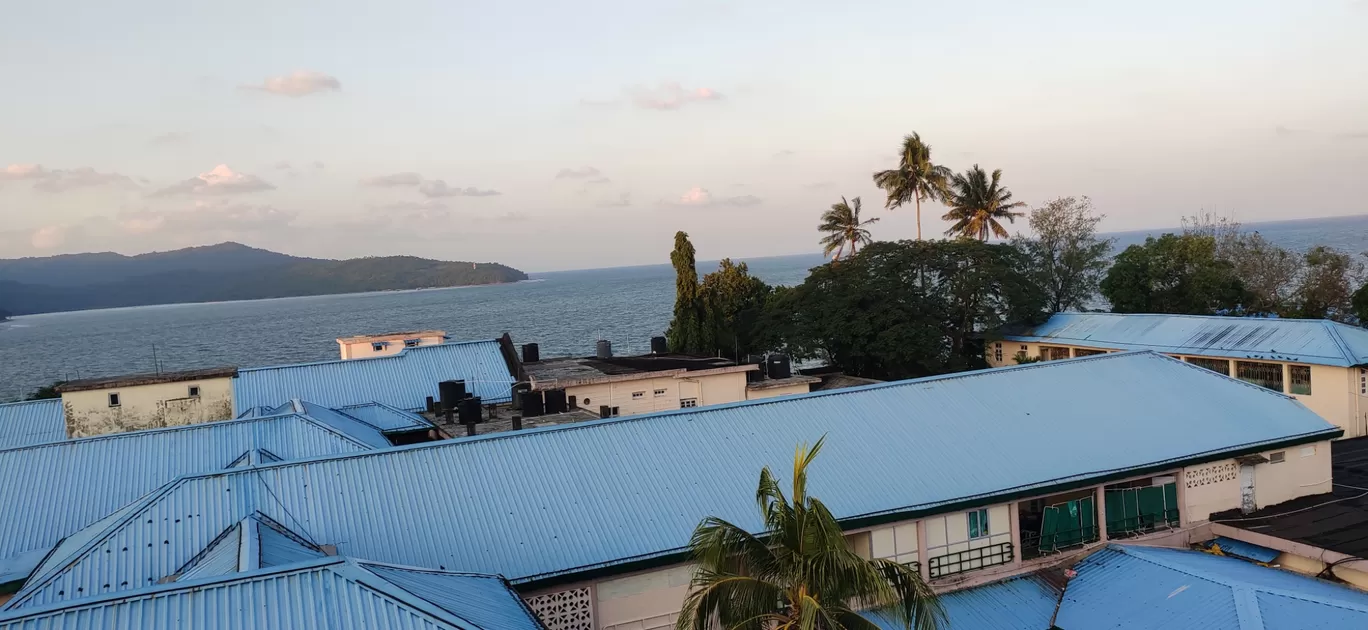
(599, 405), (612, 419)
(544, 389), (567, 414)
(521, 390), (545, 417)
(767, 354), (792, 379)
(522, 343), (540, 363)
(439, 380), (467, 410)
(650, 336), (668, 354)
(458, 396), (483, 424)
(510, 382), (531, 410)
(596, 339), (613, 359)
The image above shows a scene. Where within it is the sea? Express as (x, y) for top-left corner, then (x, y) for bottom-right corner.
(4, 213), (1368, 402)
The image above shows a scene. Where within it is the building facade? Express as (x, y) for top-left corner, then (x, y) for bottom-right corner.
(54, 367), (237, 438)
(990, 312), (1368, 438)
(337, 330), (448, 360)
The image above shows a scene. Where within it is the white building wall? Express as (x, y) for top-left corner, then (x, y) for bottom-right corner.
(61, 377), (235, 438)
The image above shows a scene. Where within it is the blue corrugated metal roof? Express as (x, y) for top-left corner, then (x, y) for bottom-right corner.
(1002, 312), (1368, 366)
(338, 402), (434, 433)
(0, 557), (543, 630)
(233, 340), (515, 413)
(0, 399), (65, 450)
(10, 352), (1339, 607)
(1056, 545), (1368, 629)
(1208, 536), (1281, 563)
(871, 574), (1060, 629)
(0, 412), (380, 586)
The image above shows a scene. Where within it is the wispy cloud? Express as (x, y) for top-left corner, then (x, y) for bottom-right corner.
(243, 71), (342, 97)
(628, 83), (724, 111)
(119, 200), (297, 235)
(598, 193), (631, 208)
(662, 186), (761, 208)
(1338, 131), (1368, 140)
(555, 166), (602, 179)
(419, 180), (501, 198)
(773, 149), (797, 159)
(587, 177), (612, 185)
(361, 172), (423, 187)
(149, 132), (190, 147)
(153, 164), (275, 196)
(0, 164), (47, 181)
(30, 225), (70, 249)
(1, 164), (136, 193)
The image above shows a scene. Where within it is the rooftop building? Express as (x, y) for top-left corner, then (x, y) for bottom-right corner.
(992, 312), (1368, 438)
(53, 367), (239, 438)
(337, 330), (448, 360)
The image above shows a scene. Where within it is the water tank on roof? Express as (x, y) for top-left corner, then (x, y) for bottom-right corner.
(596, 339), (613, 359)
(767, 354), (792, 380)
(458, 397), (483, 424)
(439, 380), (466, 410)
(650, 336), (668, 354)
(522, 343), (540, 363)
(520, 390), (544, 417)
(544, 389), (567, 414)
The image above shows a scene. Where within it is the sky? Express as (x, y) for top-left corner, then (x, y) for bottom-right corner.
(1, 1), (1366, 272)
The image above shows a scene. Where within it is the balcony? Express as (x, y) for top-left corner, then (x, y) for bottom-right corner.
(927, 543), (1014, 579)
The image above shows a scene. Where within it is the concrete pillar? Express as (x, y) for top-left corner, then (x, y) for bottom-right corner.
(1009, 502), (1023, 567)
(916, 519), (930, 583)
(1095, 485), (1107, 542)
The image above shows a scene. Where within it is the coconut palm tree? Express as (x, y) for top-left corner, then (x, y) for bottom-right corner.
(942, 165), (1026, 241)
(819, 197), (879, 262)
(872, 133), (953, 240)
(676, 437), (943, 630)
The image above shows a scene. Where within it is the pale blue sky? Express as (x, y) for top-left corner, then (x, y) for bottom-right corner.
(1, 1), (1365, 270)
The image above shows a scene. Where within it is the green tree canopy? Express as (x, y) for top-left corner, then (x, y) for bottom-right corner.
(1014, 196), (1112, 312)
(1100, 233), (1247, 314)
(676, 437), (944, 630)
(697, 259), (774, 359)
(666, 231), (704, 353)
(1293, 246), (1363, 321)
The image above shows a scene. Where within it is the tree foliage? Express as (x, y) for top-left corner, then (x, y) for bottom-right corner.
(818, 197), (879, 261)
(697, 259), (774, 359)
(1014, 196), (1112, 312)
(25, 381), (63, 401)
(676, 437), (944, 630)
(768, 240), (1046, 380)
(1294, 246), (1362, 321)
(666, 231), (705, 353)
(941, 165), (1025, 241)
(872, 132), (952, 240)
(1100, 233), (1247, 314)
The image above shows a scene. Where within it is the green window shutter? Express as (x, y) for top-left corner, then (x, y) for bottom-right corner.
(1079, 496), (1096, 542)
(1039, 506), (1060, 554)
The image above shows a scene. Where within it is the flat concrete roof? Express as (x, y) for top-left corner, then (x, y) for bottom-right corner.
(337, 331), (447, 344)
(56, 366), (239, 393)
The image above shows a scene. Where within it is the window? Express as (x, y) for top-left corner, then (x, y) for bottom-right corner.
(1073, 348), (1106, 357)
(631, 391), (645, 400)
(610, 406), (620, 416)
(967, 508), (990, 539)
(371, 342), (386, 352)
(1269, 451), (1286, 464)
(403, 339), (420, 348)
(582, 398), (591, 405)
(680, 398), (698, 408)
(1020, 345), (1028, 353)
(1289, 365), (1311, 395)
(1361, 368), (1368, 395)
(993, 343), (1003, 363)
(108, 393), (121, 408)
(188, 385), (200, 398)
(1040, 346), (1071, 361)
(1236, 361), (1284, 392)
(1187, 357), (1231, 376)
(653, 388), (667, 397)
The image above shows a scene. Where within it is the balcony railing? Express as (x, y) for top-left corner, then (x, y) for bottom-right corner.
(927, 542), (1014, 579)
(1108, 508), (1180, 538)
(1021, 525), (1100, 560)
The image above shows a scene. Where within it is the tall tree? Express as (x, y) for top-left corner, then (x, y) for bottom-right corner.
(676, 437), (944, 630)
(1100, 233), (1247, 314)
(941, 165), (1025, 241)
(872, 133), (952, 240)
(697, 259), (773, 359)
(1014, 196), (1113, 312)
(819, 197), (879, 261)
(666, 231), (704, 353)
(1293, 246), (1362, 321)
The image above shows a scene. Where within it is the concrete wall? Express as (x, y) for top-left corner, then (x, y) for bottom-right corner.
(924, 505), (1012, 573)
(339, 334), (444, 360)
(1181, 440), (1333, 522)
(61, 377), (235, 438)
(987, 341), (1365, 438)
(567, 372), (749, 417)
(745, 383), (813, 401)
(594, 565), (694, 630)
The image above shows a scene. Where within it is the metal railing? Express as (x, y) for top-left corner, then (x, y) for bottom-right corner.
(1107, 509), (1181, 538)
(927, 542), (1014, 579)
(1021, 524), (1100, 559)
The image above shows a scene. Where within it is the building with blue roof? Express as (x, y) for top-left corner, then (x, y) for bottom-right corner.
(4, 352), (1343, 629)
(0, 405), (400, 585)
(0, 557), (544, 630)
(233, 338), (517, 413)
(991, 312), (1368, 438)
(0, 400), (64, 450)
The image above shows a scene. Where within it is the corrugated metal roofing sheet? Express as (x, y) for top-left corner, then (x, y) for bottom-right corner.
(872, 574), (1060, 629)
(361, 565), (544, 630)
(1055, 545), (1368, 629)
(0, 558), (542, 630)
(257, 518), (325, 568)
(10, 352), (1338, 607)
(1210, 536), (1281, 563)
(0, 400), (65, 450)
(232, 340), (514, 413)
(337, 402), (433, 433)
(1002, 312), (1368, 366)
(0, 412), (378, 585)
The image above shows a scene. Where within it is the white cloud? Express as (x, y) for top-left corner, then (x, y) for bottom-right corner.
(418, 180), (501, 198)
(773, 149), (797, 159)
(361, 172), (423, 187)
(598, 193), (631, 208)
(0, 164), (47, 181)
(1, 164), (136, 193)
(118, 200), (297, 235)
(153, 165), (275, 196)
(30, 225), (68, 249)
(244, 71), (342, 97)
(556, 167), (602, 179)
(149, 132), (190, 146)
(678, 186), (712, 205)
(587, 177), (612, 185)
(663, 186), (762, 208)
(629, 83), (724, 110)
(273, 161), (293, 170)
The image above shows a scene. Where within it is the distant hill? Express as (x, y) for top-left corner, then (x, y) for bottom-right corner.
(0, 243), (527, 315)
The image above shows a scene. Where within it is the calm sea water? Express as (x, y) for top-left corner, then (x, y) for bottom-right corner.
(5, 214), (1368, 402)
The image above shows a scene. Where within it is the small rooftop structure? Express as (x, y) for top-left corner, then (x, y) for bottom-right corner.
(999, 312), (1368, 367)
(336, 330), (448, 360)
(54, 366), (239, 393)
(745, 374), (822, 392)
(523, 353), (754, 390)
(336, 330), (448, 345)
(0, 399), (64, 450)
(0, 556), (544, 630)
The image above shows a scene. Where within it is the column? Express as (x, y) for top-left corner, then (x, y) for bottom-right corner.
(916, 519), (930, 583)
(1009, 502), (1023, 566)
(1095, 485), (1107, 542)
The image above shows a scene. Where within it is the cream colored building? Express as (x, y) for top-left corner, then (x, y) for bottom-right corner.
(990, 312), (1368, 438)
(337, 330), (447, 360)
(55, 367), (237, 438)
(524, 354), (818, 417)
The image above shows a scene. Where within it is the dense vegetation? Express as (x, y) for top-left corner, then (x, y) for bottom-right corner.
(0, 242), (526, 315)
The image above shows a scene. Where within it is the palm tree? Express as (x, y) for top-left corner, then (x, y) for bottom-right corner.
(676, 438), (944, 630)
(942, 165), (1026, 241)
(819, 197), (879, 262)
(872, 133), (952, 240)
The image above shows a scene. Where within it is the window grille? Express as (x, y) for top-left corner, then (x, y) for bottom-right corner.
(1236, 361), (1284, 392)
(524, 587), (594, 630)
(1186, 357), (1231, 376)
(1289, 365), (1311, 395)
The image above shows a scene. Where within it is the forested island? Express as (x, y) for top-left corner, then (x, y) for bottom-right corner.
(0, 242), (527, 315)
